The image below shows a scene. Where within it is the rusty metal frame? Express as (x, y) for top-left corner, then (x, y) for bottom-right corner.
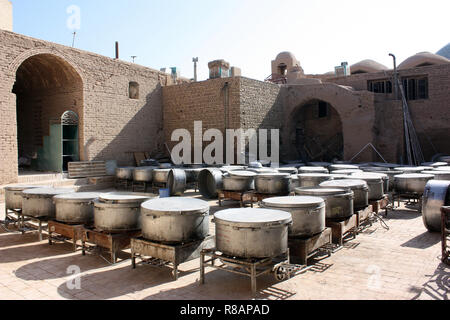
(200, 248), (290, 295)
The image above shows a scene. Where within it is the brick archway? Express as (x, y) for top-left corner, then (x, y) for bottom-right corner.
(11, 51), (84, 174)
(282, 83), (375, 162)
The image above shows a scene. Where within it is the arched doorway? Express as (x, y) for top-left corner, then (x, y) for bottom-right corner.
(13, 53), (83, 173)
(290, 99), (343, 162)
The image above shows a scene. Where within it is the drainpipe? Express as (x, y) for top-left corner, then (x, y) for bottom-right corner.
(389, 53), (398, 100)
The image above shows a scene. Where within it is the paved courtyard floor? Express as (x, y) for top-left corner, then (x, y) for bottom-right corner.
(0, 192), (448, 300)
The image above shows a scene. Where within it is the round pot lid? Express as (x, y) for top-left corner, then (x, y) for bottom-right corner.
(332, 169), (363, 175)
(5, 185), (50, 192)
(320, 179), (368, 189)
(435, 166), (450, 171)
(298, 173), (332, 178)
(329, 164), (360, 170)
(350, 173), (386, 181)
(214, 208), (292, 227)
(23, 188), (76, 196)
(141, 197), (209, 215)
(290, 175), (299, 180)
(295, 187), (349, 196)
(307, 162), (332, 167)
(99, 192), (154, 203)
(394, 173), (435, 179)
(395, 167), (427, 172)
(248, 161), (263, 168)
(247, 168), (278, 174)
(228, 171), (257, 178)
(134, 166), (158, 172)
(116, 167), (135, 171)
(262, 196), (325, 208)
(299, 167), (329, 172)
(277, 167), (298, 172)
(54, 192), (100, 201)
(256, 173), (291, 178)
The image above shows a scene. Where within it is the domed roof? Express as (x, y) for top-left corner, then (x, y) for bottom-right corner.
(436, 43), (450, 59)
(350, 59), (389, 74)
(398, 52), (450, 70)
(276, 51), (297, 61)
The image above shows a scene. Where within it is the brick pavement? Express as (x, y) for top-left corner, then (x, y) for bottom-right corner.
(0, 197), (448, 300)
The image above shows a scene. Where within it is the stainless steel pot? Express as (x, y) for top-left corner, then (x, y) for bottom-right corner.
(141, 197), (210, 243)
(290, 175), (300, 192)
(331, 169), (363, 175)
(133, 167), (157, 182)
(115, 167), (135, 180)
(94, 193), (154, 232)
(4, 185), (48, 210)
(329, 164), (360, 171)
(394, 174), (435, 195)
(320, 179), (369, 209)
(422, 180), (450, 232)
(198, 168), (224, 199)
(167, 169), (187, 196)
(298, 167), (329, 174)
(214, 208), (292, 258)
(262, 196), (326, 238)
(295, 187), (354, 220)
(220, 166), (247, 173)
(54, 192), (100, 224)
(255, 173), (291, 195)
(422, 171), (450, 181)
(22, 188), (76, 218)
(222, 175), (254, 192)
(298, 174), (334, 188)
(348, 173), (386, 200)
(153, 169), (172, 184)
(277, 167), (299, 175)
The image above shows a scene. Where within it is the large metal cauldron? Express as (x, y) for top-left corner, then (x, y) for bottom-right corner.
(290, 175), (300, 192)
(298, 167), (329, 174)
(422, 171), (450, 181)
(4, 185), (48, 210)
(116, 167), (135, 180)
(255, 173), (291, 195)
(422, 180), (450, 232)
(198, 168), (223, 199)
(320, 179), (369, 209)
(298, 174), (334, 188)
(348, 173), (386, 200)
(222, 171), (256, 192)
(329, 164), (360, 171)
(262, 196), (326, 238)
(22, 188), (76, 218)
(277, 167), (299, 175)
(214, 208), (292, 258)
(141, 197), (210, 243)
(94, 193), (154, 232)
(167, 169), (187, 196)
(133, 167), (158, 182)
(54, 192), (100, 224)
(153, 169), (172, 184)
(295, 187), (354, 220)
(394, 174), (435, 195)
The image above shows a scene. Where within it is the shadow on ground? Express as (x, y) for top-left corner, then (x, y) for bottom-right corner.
(410, 263), (449, 300)
(401, 231), (441, 249)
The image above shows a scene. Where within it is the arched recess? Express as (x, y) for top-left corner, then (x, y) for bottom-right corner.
(288, 99), (344, 162)
(12, 53), (84, 173)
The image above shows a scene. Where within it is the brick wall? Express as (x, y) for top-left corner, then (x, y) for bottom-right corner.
(0, 30), (170, 185)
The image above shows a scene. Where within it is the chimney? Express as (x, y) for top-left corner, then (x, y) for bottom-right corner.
(0, 0), (13, 32)
(115, 41), (119, 60)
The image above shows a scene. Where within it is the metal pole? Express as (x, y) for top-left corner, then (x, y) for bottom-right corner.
(72, 32), (76, 48)
(131, 56), (137, 63)
(389, 53), (398, 100)
(115, 41), (119, 60)
(193, 57), (199, 82)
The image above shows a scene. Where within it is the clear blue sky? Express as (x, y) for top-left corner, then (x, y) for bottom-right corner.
(11, 0), (450, 80)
